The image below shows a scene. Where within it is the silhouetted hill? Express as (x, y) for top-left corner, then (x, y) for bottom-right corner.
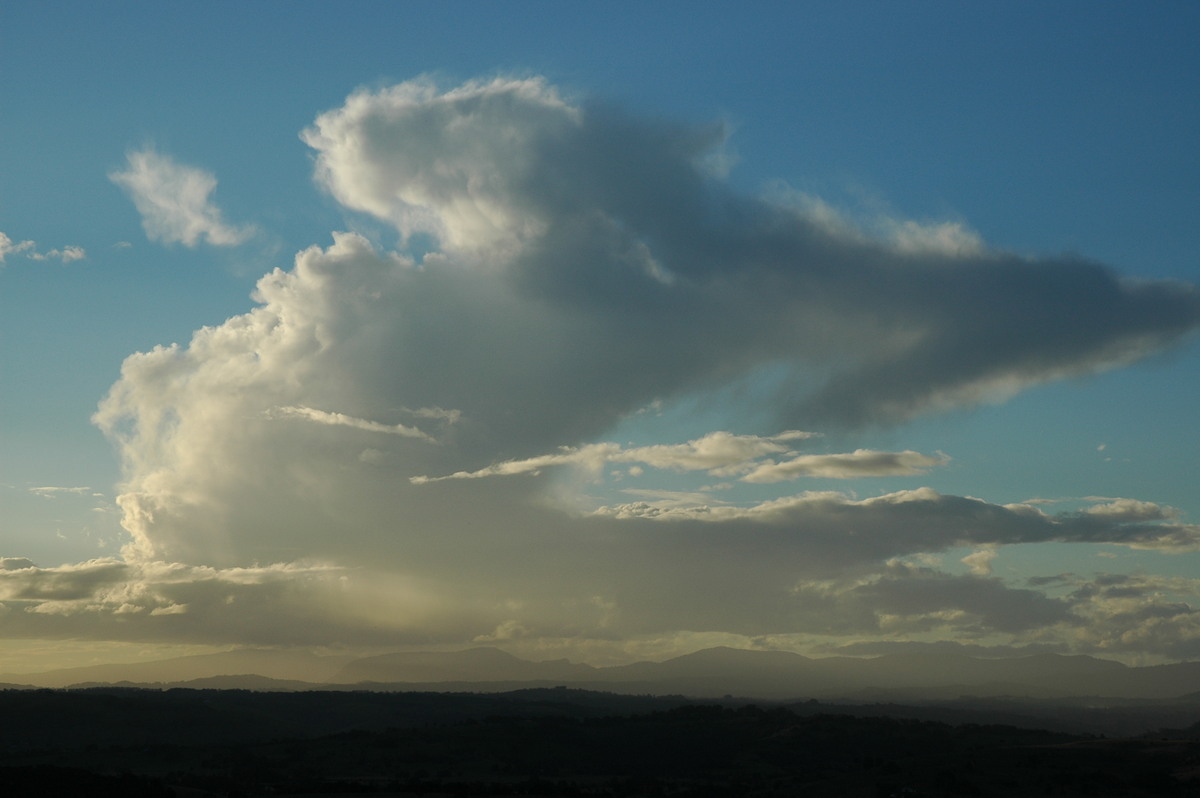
(1, 689), (1197, 796)
(0, 687), (694, 751)
(66, 674), (320, 691)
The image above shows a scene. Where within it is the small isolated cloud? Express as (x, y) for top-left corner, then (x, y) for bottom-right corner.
(358, 448), (386, 465)
(884, 218), (984, 257)
(0, 232), (35, 263)
(28, 246), (86, 263)
(1, 232), (85, 265)
(1083, 498), (1178, 522)
(961, 546), (998, 576)
(109, 148), (253, 247)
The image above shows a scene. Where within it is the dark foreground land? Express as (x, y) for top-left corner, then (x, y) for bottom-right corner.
(1, 687), (1198, 797)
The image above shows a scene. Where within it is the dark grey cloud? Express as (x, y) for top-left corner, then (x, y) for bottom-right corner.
(300, 77), (1200, 445)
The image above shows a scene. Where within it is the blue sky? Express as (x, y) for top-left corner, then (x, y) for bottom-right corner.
(2, 1), (1199, 671)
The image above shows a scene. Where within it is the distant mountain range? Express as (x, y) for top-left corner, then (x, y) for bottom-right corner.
(0, 648), (353, 689)
(4, 645), (1199, 702)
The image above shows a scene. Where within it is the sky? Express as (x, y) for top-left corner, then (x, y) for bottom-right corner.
(2, 1), (1200, 673)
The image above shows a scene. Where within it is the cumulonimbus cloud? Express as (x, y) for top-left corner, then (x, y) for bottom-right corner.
(109, 148), (253, 247)
(36, 74), (1198, 660)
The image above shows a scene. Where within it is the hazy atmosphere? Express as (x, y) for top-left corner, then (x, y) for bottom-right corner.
(3, 2), (1200, 676)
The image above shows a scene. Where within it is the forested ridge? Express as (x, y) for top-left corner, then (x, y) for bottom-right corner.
(2, 687), (1198, 796)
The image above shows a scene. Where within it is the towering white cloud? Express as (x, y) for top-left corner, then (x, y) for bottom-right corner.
(302, 76), (579, 253)
(15, 74), (1194, 661)
(109, 149), (253, 247)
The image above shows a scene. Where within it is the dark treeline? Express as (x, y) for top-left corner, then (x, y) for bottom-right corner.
(1, 687), (1198, 796)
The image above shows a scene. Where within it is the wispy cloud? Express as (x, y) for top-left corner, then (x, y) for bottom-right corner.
(28, 486), (94, 498)
(109, 148), (253, 247)
(414, 436), (945, 485)
(268, 405), (441, 442)
(592, 489), (1200, 552)
(411, 431), (818, 483)
(741, 449), (949, 483)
